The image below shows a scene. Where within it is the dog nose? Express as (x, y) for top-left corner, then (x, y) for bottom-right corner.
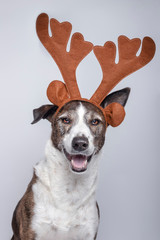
(72, 137), (89, 152)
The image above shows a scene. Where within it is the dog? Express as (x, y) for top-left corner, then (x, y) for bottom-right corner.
(11, 88), (130, 240)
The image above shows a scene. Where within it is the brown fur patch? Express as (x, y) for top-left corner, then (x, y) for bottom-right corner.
(51, 101), (81, 150)
(82, 101), (106, 153)
(11, 173), (37, 240)
(94, 202), (100, 240)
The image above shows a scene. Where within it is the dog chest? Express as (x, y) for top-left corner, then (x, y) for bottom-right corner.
(31, 181), (99, 240)
(31, 140), (99, 239)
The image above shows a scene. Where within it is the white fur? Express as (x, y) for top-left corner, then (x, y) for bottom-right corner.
(32, 140), (101, 240)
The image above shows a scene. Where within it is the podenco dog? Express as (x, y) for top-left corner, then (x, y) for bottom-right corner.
(11, 88), (130, 240)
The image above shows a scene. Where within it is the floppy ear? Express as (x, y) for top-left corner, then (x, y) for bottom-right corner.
(31, 104), (58, 124)
(100, 87), (131, 108)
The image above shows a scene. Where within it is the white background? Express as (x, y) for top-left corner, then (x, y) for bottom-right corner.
(0, 0), (160, 239)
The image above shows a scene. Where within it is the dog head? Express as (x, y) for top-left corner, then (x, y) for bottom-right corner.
(32, 88), (130, 173)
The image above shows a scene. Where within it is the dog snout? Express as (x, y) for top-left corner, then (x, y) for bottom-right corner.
(72, 136), (89, 152)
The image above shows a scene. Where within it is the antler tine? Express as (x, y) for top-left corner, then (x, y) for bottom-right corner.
(91, 36), (156, 104)
(36, 13), (93, 98)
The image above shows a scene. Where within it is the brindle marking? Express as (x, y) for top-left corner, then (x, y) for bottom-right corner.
(94, 202), (100, 240)
(11, 173), (37, 240)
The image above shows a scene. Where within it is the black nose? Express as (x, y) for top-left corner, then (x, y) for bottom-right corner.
(72, 137), (89, 152)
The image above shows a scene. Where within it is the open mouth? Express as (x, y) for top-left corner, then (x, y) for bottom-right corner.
(64, 149), (92, 173)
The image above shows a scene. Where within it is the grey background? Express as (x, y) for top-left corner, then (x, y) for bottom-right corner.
(0, 0), (160, 239)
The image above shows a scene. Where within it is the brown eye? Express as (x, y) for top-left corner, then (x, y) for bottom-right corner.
(62, 118), (71, 124)
(91, 119), (100, 126)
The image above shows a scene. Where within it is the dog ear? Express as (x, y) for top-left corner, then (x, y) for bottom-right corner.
(31, 104), (58, 124)
(100, 87), (131, 108)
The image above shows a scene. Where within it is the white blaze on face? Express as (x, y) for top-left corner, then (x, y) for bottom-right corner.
(63, 104), (94, 155)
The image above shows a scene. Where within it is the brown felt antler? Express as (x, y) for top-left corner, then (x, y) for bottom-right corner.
(91, 36), (155, 104)
(36, 13), (93, 105)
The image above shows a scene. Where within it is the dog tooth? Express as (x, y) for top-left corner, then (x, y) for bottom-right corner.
(83, 160), (87, 167)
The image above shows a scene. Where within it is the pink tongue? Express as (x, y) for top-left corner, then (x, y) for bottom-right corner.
(71, 155), (87, 169)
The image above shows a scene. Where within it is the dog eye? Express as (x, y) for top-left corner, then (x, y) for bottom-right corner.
(61, 118), (71, 124)
(91, 119), (100, 126)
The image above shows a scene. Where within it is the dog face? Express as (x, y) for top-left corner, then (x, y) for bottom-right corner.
(51, 101), (106, 173)
(32, 88), (130, 173)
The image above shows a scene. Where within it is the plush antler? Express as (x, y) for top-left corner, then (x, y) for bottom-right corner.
(91, 36), (156, 104)
(36, 13), (93, 103)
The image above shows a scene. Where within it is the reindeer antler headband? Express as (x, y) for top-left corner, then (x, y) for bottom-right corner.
(36, 13), (155, 127)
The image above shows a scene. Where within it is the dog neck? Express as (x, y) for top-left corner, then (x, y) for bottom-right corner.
(34, 139), (101, 211)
